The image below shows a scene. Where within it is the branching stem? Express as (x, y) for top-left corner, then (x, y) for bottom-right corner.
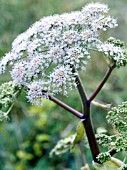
(48, 95), (84, 119)
(75, 73), (87, 114)
(75, 72), (100, 163)
(49, 65), (115, 163)
(88, 66), (115, 102)
(82, 106), (100, 163)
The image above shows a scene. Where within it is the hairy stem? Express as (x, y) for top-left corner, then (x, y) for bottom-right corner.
(49, 95), (84, 119)
(88, 66), (115, 102)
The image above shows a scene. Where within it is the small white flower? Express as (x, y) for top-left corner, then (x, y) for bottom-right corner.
(10, 61), (27, 86)
(27, 81), (49, 104)
(65, 47), (89, 69)
(82, 2), (109, 14)
(47, 46), (65, 63)
(93, 16), (118, 31)
(26, 56), (45, 81)
(62, 30), (80, 46)
(27, 39), (42, 54)
(0, 52), (13, 74)
(50, 65), (77, 95)
(43, 29), (61, 45)
(97, 39), (127, 67)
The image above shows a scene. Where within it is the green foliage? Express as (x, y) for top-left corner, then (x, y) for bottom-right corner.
(107, 101), (127, 132)
(96, 102), (127, 165)
(97, 152), (111, 164)
(93, 157), (127, 170)
(0, 81), (20, 121)
(50, 134), (75, 157)
(50, 121), (85, 157)
(0, 81), (16, 108)
(0, 97), (82, 170)
(17, 150), (34, 160)
(96, 134), (112, 148)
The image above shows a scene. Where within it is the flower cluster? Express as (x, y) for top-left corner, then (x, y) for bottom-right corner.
(0, 2), (119, 104)
(0, 81), (19, 121)
(0, 81), (17, 108)
(96, 102), (127, 161)
(97, 37), (127, 68)
(107, 101), (127, 132)
(27, 81), (49, 105)
(96, 134), (112, 148)
(50, 65), (77, 95)
(50, 134), (76, 157)
(107, 102), (127, 153)
(97, 152), (111, 164)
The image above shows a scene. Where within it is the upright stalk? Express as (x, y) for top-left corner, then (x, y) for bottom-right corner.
(50, 65), (114, 163)
(82, 104), (100, 163)
(76, 66), (115, 163)
(75, 73), (100, 163)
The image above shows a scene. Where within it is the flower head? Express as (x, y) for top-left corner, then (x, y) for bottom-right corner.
(27, 81), (49, 104)
(50, 65), (77, 95)
(97, 37), (127, 67)
(0, 2), (123, 104)
(82, 2), (109, 14)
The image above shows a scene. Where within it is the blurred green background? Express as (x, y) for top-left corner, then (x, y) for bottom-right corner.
(0, 0), (127, 169)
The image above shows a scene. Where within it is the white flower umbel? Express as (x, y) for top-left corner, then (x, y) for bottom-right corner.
(97, 37), (127, 67)
(26, 56), (46, 81)
(65, 46), (90, 69)
(47, 45), (65, 64)
(82, 2), (109, 14)
(27, 81), (49, 104)
(10, 61), (27, 86)
(0, 2), (125, 104)
(50, 65), (77, 95)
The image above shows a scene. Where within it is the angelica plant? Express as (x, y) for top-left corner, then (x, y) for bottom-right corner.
(0, 2), (127, 169)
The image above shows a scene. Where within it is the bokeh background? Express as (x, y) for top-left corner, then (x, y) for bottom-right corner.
(0, 0), (127, 169)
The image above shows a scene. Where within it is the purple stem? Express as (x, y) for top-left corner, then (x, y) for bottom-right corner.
(109, 149), (117, 156)
(49, 95), (83, 119)
(88, 66), (115, 102)
(75, 73), (100, 163)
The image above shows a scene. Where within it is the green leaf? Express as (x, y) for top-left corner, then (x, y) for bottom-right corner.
(72, 120), (85, 149)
